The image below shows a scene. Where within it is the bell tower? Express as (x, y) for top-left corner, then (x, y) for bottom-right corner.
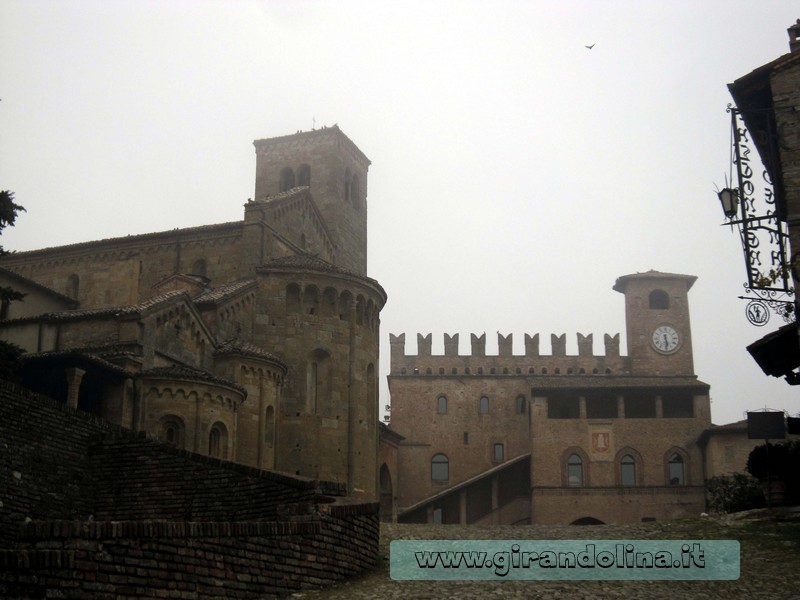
(613, 271), (697, 376)
(252, 126), (371, 275)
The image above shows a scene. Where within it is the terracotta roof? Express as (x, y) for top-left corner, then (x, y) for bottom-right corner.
(20, 349), (132, 378)
(612, 270), (697, 293)
(214, 339), (287, 371)
(1, 221), (243, 259)
(195, 279), (257, 306)
(140, 365), (246, 396)
(0, 266), (79, 306)
(258, 253), (387, 302)
(250, 186), (309, 206)
(1, 291), (189, 325)
(697, 420), (749, 446)
(262, 253), (356, 275)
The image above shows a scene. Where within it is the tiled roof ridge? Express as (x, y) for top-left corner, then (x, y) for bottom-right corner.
(0, 290), (189, 325)
(251, 186), (309, 205)
(259, 253), (386, 299)
(19, 348), (132, 376)
(0, 266), (78, 305)
(2, 221), (243, 258)
(214, 339), (287, 370)
(195, 278), (257, 305)
(140, 364), (246, 395)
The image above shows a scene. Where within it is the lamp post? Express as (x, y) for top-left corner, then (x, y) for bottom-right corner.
(716, 187), (738, 220)
(716, 105), (794, 327)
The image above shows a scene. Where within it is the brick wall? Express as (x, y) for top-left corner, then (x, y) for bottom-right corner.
(0, 381), (379, 598)
(0, 383), (122, 540)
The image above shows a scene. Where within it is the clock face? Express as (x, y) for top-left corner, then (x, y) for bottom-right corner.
(652, 325), (680, 354)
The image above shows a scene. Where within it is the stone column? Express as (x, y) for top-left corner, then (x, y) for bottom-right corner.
(459, 489), (468, 525)
(65, 367), (86, 410)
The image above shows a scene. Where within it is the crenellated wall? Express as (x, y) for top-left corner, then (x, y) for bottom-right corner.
(390, 331), (630, 377)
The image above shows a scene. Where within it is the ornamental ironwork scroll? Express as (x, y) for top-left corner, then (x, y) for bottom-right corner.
(728, 105), (794, 326)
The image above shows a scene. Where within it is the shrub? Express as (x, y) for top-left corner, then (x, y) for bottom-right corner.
(706, 473), (765, 514)
(746, 442), (791, 480)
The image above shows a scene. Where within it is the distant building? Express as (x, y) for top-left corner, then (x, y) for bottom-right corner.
(389, 271), (715, 524)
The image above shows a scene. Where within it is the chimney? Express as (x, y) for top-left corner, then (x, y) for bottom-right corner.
(789, 19), (800, 53)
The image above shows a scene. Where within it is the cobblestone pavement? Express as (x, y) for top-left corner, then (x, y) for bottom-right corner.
(295, 510), (800, 600)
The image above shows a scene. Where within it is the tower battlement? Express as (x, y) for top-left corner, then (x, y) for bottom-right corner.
(389, 332), (627, 376)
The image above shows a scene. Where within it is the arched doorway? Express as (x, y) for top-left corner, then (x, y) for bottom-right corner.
(570, 516), (605, 525)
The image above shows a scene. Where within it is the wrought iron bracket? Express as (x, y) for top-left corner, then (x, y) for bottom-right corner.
(724, 105), (795, 326)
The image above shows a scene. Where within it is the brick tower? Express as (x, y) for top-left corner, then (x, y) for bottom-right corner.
(253, 126), (371, 275)
(613, 270), (697, 376)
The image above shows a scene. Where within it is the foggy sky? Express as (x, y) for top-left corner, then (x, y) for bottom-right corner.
(1, 0), (798, 425)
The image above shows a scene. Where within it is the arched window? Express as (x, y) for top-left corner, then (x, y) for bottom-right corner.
(351, 174), (361, 210)
(265, 405), (275, 448)
(516, 395), (526, 414)
(344, 168), (352, 203)
(191, 259), (207, 277)
(338, 290), (353, 321)
(304, 285), (320, 315)
(620, 454), (636, 486)
(66, 274), (80, 300)
(436, 395), (447, 414)
(668, 452), (685, 485)
(649, 290), (669, 309)
(567, 453), (583, 487)
(431, 453), (449, 481)
(159, 415), (185, 450)
(479, 396), (489, 415)
(208, 421), (228, 459)
(286, 283), (301, 312)
(209, 427), (221, 457)
(297, 164), (311, 187)
(279, 167), (295, 192)
(308, 348), (331, 414)
(322, 287), (337, 316)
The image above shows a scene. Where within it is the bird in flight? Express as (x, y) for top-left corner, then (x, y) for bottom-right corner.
(585, 43), (595, 50)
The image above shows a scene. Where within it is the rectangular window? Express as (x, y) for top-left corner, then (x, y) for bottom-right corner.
(547, 394), (579, 419)
(493, 443), (504, 462)
(624, 393), (656, 418)
(463, 431), (469, 444)
(663, 394), (694, 418)
(585, 393), (617, 419)
(620, 456), (636, 486)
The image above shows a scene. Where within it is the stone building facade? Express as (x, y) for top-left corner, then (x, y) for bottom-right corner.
(389, 271), (713, 525)
(726, 22), (800, 384)
(0, 126), (386, 500)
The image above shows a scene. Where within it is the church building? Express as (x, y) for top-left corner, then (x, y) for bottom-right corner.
(0, 126), (386, 499)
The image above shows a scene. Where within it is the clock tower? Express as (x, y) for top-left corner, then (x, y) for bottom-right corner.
(613, 270), (697, 376)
